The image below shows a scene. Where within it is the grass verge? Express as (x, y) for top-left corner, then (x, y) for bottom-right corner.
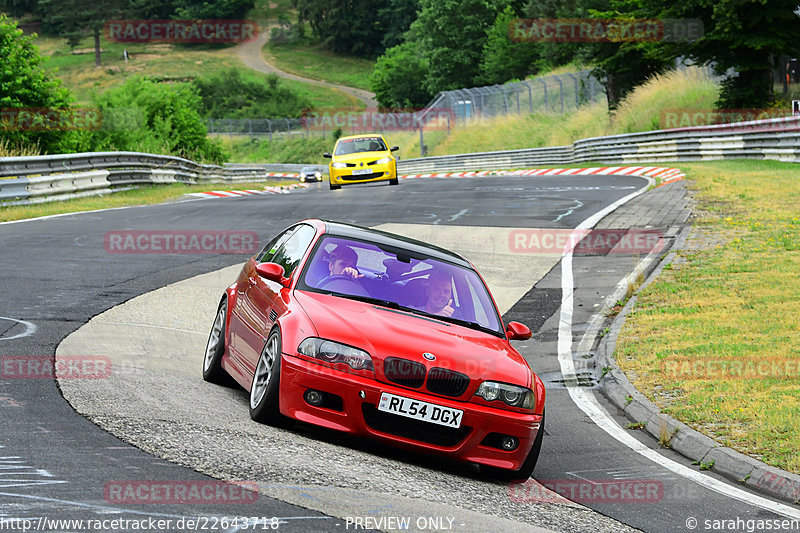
(0, 181), (290, 223)
(615, 159), (800, 474)
(264, 41), (375, 91)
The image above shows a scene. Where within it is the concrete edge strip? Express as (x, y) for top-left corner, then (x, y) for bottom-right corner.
(190, 167), (685, 199)
(595, 215), (800, 506)
(557, 180), (800, 518)
(398, 166), (685, 181)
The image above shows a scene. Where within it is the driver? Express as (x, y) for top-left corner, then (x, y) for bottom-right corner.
(327, 245), (363, 279)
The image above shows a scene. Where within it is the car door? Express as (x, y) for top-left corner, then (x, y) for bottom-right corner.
(234, 224), (317, 375)
(228, 227), (297, 375)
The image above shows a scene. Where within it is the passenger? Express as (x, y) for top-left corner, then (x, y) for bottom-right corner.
(420, 271), (455, 317)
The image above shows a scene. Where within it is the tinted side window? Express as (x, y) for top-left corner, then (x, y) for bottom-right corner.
(270, 225), (316, 277)
(256, 227), (297, 263)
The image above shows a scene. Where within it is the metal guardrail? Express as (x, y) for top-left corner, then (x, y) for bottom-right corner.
(0, 152), (301, 205)
(2, 115), (798, 205)
(396, 115), (800, 173)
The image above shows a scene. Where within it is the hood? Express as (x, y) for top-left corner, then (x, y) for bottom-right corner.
(294, 290), (531, 396)
(333, 152), (390, 163)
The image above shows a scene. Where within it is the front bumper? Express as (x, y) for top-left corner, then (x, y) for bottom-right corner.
(329, 161), (396, 185)
(280, 353), (543, 470)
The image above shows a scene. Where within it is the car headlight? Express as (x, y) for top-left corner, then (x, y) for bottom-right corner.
(331, 162), (347, 169)
(474, 381), (535, 410)
(298, 337), (373, 371)
(375, 157), (391, 165)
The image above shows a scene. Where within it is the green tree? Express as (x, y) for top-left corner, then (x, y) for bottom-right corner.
(632, 0), (800, 108)
(477, 5), (539, 85)
(0, 14), (86, 153)
(89, 77), (227, 163)
(294, 0), (385, 57)
(377, 0), (420, 51)
(38, 0), (127, 65)
(294, 0), (418, 57)
(172, 0), (254, 20)
(371, 40), (435, 108)
(522, 0), (669, 110)
(0, 0), (39, 17)
(584, 37), (670, 110)
(412, 0), (508, 93)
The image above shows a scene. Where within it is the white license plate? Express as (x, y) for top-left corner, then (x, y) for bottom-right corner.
(378, 392), (463, 428)
(352, 168), (373, 175)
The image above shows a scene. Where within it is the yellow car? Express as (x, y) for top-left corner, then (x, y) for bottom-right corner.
(323, 134), (399, 190)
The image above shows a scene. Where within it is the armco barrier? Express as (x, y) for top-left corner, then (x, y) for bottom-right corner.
(0, 152), (302, 205)
(2, 115), (798, 204)
(0, 178), (30, 203)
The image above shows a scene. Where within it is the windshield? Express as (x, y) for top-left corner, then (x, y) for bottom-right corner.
(298, 236), (503, 335)
(334, 136), (387, 156)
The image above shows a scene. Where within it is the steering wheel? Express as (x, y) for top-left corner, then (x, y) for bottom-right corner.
(317, 275), (369, 296)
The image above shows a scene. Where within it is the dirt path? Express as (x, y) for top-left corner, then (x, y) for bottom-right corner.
(236, 31), (378, 108)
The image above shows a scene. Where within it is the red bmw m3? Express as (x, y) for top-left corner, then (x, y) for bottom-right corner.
(202, 219), (545, 479)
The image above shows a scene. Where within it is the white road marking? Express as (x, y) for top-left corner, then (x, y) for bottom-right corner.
(553, 199), (584, 223)
(0, 317), (37, 340)
(556, 177), (800, 520)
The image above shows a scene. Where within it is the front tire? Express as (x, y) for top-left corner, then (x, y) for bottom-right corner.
(249, 328), (284, 424)
(389, 178), (399, 186)
(329, 181), (341, 190)
(202, 299), (230, 384)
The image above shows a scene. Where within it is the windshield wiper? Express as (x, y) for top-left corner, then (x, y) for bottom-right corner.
(338, 293), (404, 310)
(404, 308), (503, 337)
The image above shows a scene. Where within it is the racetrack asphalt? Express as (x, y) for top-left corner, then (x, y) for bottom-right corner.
(2, 174), (798, 532)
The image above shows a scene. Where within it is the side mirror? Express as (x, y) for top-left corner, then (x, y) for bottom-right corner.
(323, 152), (332, 158)
(255, 262), (289, 287)
(390, 146), (399, 152)
(506, 321), (532, 341)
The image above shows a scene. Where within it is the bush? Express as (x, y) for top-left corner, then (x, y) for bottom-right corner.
(193, 69), (312, 119)
(89, 77), (228, 163)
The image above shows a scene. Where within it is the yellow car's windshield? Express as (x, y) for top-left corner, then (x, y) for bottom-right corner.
(334, 136), (387, 156)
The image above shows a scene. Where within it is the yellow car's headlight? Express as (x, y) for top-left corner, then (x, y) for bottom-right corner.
(375, 157), (391, 165)
(331, 162), (347, 169)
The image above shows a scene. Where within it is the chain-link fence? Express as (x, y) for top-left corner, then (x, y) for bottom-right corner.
(419, 70), (604, 126)
(207, 117), (305, 139)
(207, 70), (605, 139)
